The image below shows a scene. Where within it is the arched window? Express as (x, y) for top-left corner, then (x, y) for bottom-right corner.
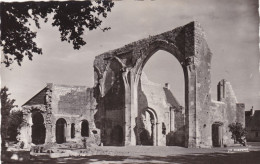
(71, 123), (75, 139)
(81, 120), (89, 137)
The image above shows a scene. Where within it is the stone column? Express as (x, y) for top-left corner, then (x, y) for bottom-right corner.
(122, 67), (132, 146)
(129, 70), (139, 146)
(184, 57), (198, 148)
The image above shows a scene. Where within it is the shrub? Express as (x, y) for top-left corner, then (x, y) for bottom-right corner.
(228, 122), (247, 146)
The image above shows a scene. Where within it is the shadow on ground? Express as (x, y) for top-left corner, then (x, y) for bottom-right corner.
(3, 150), (260, 164)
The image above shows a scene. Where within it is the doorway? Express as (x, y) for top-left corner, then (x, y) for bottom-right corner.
(212, 122), (223, 147)
(56, 118), (67, 144)
(31, 112), (46, 144)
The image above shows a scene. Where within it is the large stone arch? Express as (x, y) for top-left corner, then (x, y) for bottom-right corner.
(94, 21), (212, 147)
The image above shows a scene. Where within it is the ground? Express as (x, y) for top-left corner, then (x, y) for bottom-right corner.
(2, 142), (260, 163)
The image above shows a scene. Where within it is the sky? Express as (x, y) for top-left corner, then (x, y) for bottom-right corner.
(1, 0), (260, 111)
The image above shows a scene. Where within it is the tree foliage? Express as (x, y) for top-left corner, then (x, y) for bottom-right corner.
(1, 87), (17, 150)
(228, 122), (247, 146)
(0, 0), (114, 67)
(8, 110), (23, 141)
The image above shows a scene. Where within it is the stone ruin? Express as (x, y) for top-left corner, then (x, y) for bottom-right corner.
(18, 21), (245, 150)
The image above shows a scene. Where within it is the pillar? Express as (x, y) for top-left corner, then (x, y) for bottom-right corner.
(122, 68), (132, 145)
(184, 58), (198, 148)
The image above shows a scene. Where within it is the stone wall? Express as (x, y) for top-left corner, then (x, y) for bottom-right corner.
(94, 58), (126, 146)
(50, 84), (99, 144)
(93, 21), (212, 147)
(245, 110), (260, 141)
(137, 74), (170, 146)
(136, 73), (185, 146)
(207, 80), (245, 147)
(20, 21), (246, 149)
(20, 84), (101, 148)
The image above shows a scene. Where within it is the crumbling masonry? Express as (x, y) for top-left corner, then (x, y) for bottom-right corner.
(19, 21), (245, 149)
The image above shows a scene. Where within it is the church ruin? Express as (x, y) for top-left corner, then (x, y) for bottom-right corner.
(19, 21), (245, 149)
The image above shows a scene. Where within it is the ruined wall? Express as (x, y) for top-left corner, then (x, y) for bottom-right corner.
(50, 84), (99, 144)
(20, 83), (100, 147)
(137, 74), (170, 146)
(137, 73), (185, 146)
(51, 84), (95, 115)
(189, 23), (213, 147)
(209, 101), (228, 146)
(20, 21), (247, 149)
(218, 80), (245, 126)
(207, 80), (245, 147)
(94, 59), (125, 146)
(245, 110), (260, 141)
(93, 21), (214, 147)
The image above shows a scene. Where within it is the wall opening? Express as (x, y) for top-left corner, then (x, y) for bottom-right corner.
(140, 109), (157, 146)
(138, 50), (184, 146)
(56, 118), (67, 144)
(111, 125), (124, 146)
(142, 50), (184, 106)
(71, 123), (75, 139)
(140, 129), (151, 145)
(81, 120), (89, 137)
(31, 112), (46, 145)
(212, 122), (223, 147)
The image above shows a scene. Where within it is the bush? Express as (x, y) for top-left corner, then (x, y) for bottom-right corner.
(228, 122), (247, 146)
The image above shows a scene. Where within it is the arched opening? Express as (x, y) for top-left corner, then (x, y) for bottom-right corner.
(71, 123), (75, 139)
(81, 120), (89, 137)
(212, 122), (223, 147)
(111, 125), (124, 146)
(142, 50), (184, 107)
(31, 112), (46, 145)
(137, 50), (184, 146)
(140, 109), (157, 146)
(140, 129), (151, 145)
(56, 118), (67, 144)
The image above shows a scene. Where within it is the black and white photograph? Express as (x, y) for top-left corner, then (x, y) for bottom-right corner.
(1, 0), (260, 163)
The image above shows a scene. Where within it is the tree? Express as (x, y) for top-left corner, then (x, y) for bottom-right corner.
(0, 0), (114, 67)
(1, 87), (17, 151)
(7, 110), (23, 142)
(228, 122), (247, 146)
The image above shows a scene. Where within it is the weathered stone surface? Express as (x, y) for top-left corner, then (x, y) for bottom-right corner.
(19, 21), (245, 149)
(136, 74), (185, 146)
(20, 84), (99, 147)
(93, 21), (211, 147)
(245, 107), (260, 142)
